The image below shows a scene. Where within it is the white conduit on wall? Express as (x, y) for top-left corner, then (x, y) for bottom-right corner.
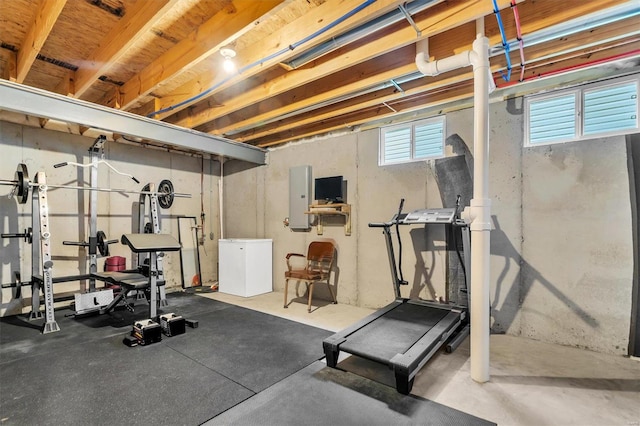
(416, 34), (492, 383)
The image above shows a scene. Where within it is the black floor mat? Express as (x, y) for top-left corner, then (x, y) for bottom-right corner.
(0, 292), (332, 425)
(207, 361), (495, 425)
(0, 293), (491, 426)
(165, 304), (332, 393)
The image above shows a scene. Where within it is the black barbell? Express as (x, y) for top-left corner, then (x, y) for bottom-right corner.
(0, 163), (188, 208)
(63, 230), (117, 257)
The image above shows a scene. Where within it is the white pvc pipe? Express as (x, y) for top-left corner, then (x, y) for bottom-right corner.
(476, 17), (485, 37)
(218, 155), (225, 240)
(416, 50), (472, 77)
(469, 34), (492, 383)
(415, 34), (492, 383)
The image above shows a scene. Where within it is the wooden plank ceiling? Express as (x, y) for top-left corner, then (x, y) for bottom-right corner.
(0, 0), (638, 149)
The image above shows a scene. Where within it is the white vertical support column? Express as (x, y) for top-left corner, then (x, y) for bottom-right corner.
(469, 34), (491, 383)
(415, 31), (493, 383)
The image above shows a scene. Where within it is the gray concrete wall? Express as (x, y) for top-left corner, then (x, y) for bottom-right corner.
(1, 92), (634, 355)
(0, 121), (221, 316)
(223, 97), (634, 355)
(521, 136), (633, 354)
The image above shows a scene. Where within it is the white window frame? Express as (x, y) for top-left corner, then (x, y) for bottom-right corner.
(379, 116), (446, 165)
(524, 75), (639, 147)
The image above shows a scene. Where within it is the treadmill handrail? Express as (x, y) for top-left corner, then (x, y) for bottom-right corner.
(368, 221), (393, 228)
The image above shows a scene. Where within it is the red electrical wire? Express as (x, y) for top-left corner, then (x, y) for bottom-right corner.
(496, 49), (640, 89)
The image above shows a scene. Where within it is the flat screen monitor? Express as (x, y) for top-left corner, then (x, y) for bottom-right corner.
(314, 176), (343, 203)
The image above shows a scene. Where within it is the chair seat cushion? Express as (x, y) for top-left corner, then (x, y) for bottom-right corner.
(285, 269), (324, 280)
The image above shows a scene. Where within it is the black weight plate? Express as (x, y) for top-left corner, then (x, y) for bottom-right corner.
(157, 179), (174, 209)
(15, 163), (30, 204)
(14, 271), (22, 299)
(97, 231), (109, 257)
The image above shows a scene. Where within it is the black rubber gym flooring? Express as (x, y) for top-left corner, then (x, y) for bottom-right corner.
(0, 292), (494, 425)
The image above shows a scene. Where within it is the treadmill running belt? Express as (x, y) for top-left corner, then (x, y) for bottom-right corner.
(340, 303), (449, 364)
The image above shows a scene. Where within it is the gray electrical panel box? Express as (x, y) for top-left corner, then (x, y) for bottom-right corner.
(289, 165), (312, 230)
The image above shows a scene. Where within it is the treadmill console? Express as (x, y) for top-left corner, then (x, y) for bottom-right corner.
(401, 208), (456, 224)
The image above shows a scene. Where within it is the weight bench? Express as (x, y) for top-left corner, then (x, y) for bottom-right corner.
(94, 271), (155, 314)
(97, 233), (181, 318)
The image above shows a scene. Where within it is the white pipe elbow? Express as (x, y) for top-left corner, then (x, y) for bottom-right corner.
(416, 51), (437, 76)
(416, 50), (473, 77)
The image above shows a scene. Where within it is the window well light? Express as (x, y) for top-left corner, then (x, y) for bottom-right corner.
(220, 47), (236, 73)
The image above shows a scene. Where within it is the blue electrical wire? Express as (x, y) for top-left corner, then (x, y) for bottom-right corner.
(148, 0), (378, 118)
(492, 0), (512, 82)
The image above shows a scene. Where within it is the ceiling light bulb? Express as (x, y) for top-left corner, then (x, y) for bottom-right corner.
(223, 57), (236, 73)
(220, 47), (237, 73)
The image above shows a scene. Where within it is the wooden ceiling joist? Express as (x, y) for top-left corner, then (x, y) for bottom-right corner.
(147, 0), (411, 120)
(115, 0), (285, 111)
(16, 0), (68, 83)
(214, 15), (640, 139)
(167, 0), (517, 130)
(248, 43), (640, 147)
(73, 0), (179, 99)
(1, 0), (637, 150)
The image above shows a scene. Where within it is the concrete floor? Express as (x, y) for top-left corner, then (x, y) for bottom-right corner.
(202, 290), (640, 426)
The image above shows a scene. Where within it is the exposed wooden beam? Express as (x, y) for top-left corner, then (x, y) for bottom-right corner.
(16, 0), (68, 83)
(74, 0), (179, 99)
(148, 0), (413, 120)
(54, 70), (75, 96)
(211, 51), (419, 136)
(116, 0), (285, 111)
(168, 0), (518, 129)
(249, 42), (640, 147)
(231, 69), (475, 142)
(0, 49), (17, 81)
(174, 0), (625, 134)
(519, 19), (640, 65)
(210, 15), (640, 138)
(210, 25), (487, 136)
(239, 36), (640, 144)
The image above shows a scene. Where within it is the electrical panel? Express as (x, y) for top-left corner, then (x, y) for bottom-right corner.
(289, 165), (312, 230)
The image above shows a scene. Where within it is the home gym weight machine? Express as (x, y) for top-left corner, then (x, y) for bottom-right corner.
(90, 179), (176, 315)
(1, 151), (188, 333)
(323, 199), (471, 394)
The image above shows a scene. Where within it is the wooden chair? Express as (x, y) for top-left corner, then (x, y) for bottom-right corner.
(284, 241), (337, 312)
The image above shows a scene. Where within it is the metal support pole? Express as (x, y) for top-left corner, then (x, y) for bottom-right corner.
(29, 185), (43, 320)
(35, 172), (60, 334)
(148, 251), (158, 319)
(149, 191), (167, 306)
(88, 142), (101, 291)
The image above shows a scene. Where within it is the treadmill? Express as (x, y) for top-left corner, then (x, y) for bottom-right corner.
(323, 199), (470, 394)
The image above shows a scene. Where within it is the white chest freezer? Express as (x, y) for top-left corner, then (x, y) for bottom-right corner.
(218, 239), (273, 297)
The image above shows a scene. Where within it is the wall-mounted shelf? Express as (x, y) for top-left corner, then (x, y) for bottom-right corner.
(305, 203), (351, 236)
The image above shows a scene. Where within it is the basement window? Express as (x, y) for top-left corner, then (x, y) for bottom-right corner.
(525, 76), (639, 146)
(379, 116), (445, 165)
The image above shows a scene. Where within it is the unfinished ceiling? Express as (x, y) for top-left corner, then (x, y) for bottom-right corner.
(0, 0), (639, 149)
